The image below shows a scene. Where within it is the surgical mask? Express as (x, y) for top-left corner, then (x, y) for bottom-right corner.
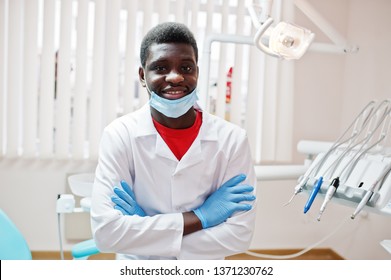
(149, 88), (198, 118)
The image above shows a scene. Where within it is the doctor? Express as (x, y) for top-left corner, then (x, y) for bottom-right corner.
(91, 22), (257, 260)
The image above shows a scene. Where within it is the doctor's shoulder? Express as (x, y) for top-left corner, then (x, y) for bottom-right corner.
(206, 112), (248, 142)
(102, 107), (145, 139)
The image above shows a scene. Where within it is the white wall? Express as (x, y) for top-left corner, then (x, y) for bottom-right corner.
(1, 0), (391, 259)
(342, 0), (391, 122)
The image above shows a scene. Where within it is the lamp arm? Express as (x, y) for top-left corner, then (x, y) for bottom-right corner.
(253, 17), (280, 58)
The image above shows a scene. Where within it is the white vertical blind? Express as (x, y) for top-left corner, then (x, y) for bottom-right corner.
(39, 0), (56, 158)
(6, 0), (23, 157)
(89, 0), (105, 159)
(72, 0), (89, 159)
(215, 0), (229, 119)
(55, 0), (73, 158)
(174, 0), (185, 24)
(102, 0), (121, 126)
(23, 0), (39, 158)
(138, 0), (153, 108)
(122, 0), (138, 113)
(157, 0), (170, 23)
(229, 0), (245, 126)
(0, 0), (6, 156)
(0, 0), (292, 163)
(189, 0), (199, 33)
(205, 0), (214, 35)
(201, 0), (216, 113)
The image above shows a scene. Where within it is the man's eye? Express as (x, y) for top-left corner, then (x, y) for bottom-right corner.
(154, 66), (166, 71)
(182, 66), (193, 72)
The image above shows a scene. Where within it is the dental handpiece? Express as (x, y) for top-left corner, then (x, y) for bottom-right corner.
(304, 177), (323, 214)
(350, 166), (391, 219)
(317, 177), (340, 221)
(284, 176), (309, 206)
(351, 165), (391, 219)
(351, 183), (372, 220)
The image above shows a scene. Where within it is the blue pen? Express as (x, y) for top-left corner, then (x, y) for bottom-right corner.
(304, 177), (323, 213)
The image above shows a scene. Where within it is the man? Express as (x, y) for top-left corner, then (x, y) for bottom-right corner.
(90, 22), (257, 260)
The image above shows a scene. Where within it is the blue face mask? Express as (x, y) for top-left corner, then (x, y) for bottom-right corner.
(149, 88), (198, 118)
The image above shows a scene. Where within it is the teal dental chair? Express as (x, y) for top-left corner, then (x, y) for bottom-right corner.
(0, 208), (32, 260)
(0, 207), (99, 260)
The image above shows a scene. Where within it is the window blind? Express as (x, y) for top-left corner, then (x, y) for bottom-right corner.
(0, 0), (293, 163)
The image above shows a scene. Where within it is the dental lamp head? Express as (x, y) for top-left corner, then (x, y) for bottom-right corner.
(249, 1), (315, 60)
(267, 21), (315, 60)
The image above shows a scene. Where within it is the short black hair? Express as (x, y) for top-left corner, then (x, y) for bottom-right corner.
(140, 22), (198, 68)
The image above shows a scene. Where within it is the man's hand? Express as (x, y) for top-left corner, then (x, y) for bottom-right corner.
(193, 174), (255, 229)
(111, 180), (146, 217)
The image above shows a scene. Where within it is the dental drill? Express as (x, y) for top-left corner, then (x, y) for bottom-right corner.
(317, 177), (340, 221)
(351, 164), (391, 219)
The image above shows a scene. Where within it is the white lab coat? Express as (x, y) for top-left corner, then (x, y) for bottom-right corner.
(90, 103), (257, 260)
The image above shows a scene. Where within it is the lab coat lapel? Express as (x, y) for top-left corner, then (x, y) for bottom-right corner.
(176, 138), (203, 171)
(155, 134), (178, 161)
(134, 104), (177, 162)
(175, 110), (219, 172)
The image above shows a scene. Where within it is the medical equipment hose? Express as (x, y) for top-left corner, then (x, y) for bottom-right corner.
(57, 213), (64, 260)
(244, 216), (350, 259)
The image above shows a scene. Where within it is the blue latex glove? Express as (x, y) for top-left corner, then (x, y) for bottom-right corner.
(111, 180), (146, 217)
(193, 174), (255, 229)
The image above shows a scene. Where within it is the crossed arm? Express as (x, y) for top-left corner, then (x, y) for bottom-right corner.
(111, 174), (256, 236)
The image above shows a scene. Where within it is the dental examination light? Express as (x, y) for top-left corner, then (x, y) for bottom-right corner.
(286, 100), (391, 221)
(248, 0), (315, 60)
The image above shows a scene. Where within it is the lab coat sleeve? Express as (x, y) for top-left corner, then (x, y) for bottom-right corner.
(90, 122), (184, 257)
(178, 130), (258, 259)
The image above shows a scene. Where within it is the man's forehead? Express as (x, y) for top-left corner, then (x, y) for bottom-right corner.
(147, 43), (196, 61)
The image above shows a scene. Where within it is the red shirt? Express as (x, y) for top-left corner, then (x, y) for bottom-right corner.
(152, 110), (202, 160)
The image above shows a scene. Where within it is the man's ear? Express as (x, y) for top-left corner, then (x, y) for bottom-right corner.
(139, 67), (146, 87)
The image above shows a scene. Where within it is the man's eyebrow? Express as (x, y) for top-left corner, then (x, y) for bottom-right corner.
(149, 57), (196, 66)
(147, 59), (169, 67)
(149, 59), (166, 64)
(180, 58), (197, 63)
